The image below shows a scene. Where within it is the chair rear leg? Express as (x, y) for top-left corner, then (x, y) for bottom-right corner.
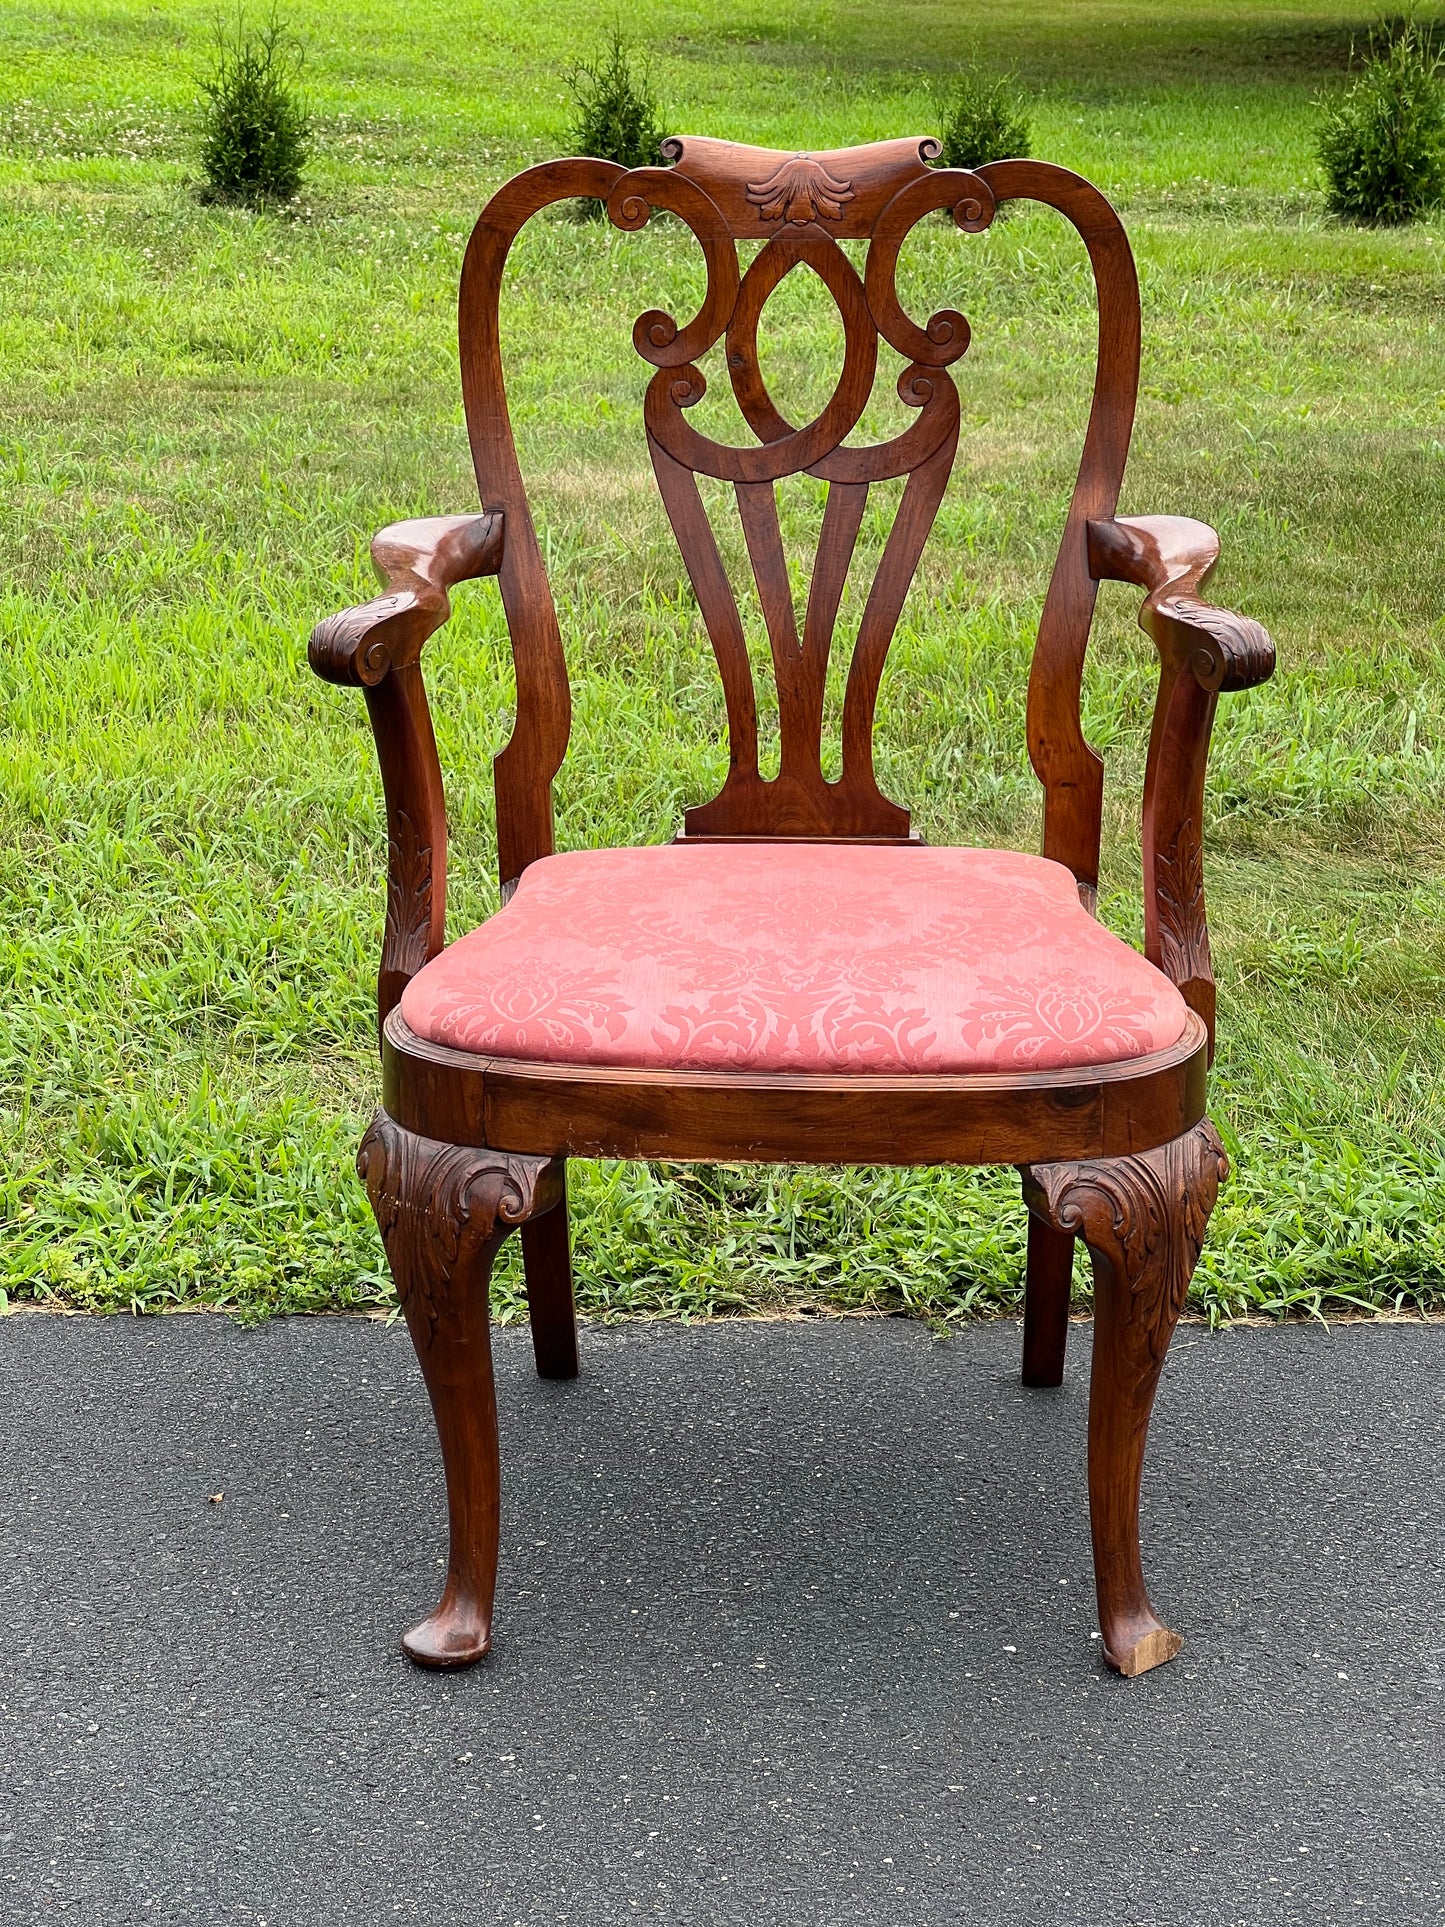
(358, 1110), (562, 1669)
(521, 1169), (579, 1380)
(1021, 1216), (1074, 1386)
(1023, 1119), (1228, 1677)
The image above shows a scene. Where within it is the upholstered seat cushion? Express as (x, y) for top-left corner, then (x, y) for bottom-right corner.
(399, 844), (1189, 1076)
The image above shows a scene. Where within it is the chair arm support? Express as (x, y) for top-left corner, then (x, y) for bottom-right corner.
(1087, 515), (1276, 1061)
(309, 512), (505, 1046)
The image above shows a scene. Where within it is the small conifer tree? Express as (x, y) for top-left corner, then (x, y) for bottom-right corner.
(1317, 25), (1445, 225)
(564, 26), (666, 219)
(938, 67), (1032, 172)
(198, 10), (310, 208)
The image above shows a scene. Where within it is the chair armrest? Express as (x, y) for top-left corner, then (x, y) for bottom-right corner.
(1087, 515), (1274, 691)
(309, 512), (505, 1043)
(309, 512), (504, 686)
(1086, 514), (1276, 1060)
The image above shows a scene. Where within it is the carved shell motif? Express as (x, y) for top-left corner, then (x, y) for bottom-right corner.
(745, 154), (856, 224)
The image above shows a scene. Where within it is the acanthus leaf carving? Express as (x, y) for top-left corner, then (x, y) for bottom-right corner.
(308, 590), (419, 687)
(745, 155), (856, 224)
(1152, 811), (1210, 992)
(1021, 1120), (1228, 1372)
(1166, 600), (1276, 693)
(382, 807), (435, 988)
(357, 1109), (556, 1350)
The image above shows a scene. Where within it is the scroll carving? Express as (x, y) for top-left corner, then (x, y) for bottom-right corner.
(1021, 1120), (1228, 1370)
(593, 145), (997, 838)
(1086, 512), (1276, 1050)
(307, 512), (508, 1032)
(1086, 516), (1276, 697)
(864, 167), (993, 366)
(356, 1110), (556, 1350)
(310, 591), (419, 688)
(1173, 601), (1276, 694)
(308, 513), (504, 688)
(604, 167), (740, 368)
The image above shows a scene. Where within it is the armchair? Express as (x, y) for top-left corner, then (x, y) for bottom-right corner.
(311, 138), (1274, 1678)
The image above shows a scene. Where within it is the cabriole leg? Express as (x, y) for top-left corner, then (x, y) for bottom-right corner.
(521, 1168), (580, 1380)
(1022, 1119), (1228, 1677)
(357, 1109), (561, 1669)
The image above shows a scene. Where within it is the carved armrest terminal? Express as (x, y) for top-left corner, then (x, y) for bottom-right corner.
(309, 511), (505, 1038)
(1087, 514), (1275, 1054)
(310, 511), (504, 687)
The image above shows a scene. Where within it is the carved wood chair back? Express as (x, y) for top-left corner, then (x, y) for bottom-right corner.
(460, 138), (1136, 889)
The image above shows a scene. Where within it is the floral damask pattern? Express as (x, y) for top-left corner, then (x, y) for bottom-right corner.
(957, 978), (1168, 1069)
(653, 954), (938, 1071)
(419, 961), (628, 1058)
(400, 844), (1189, 1075)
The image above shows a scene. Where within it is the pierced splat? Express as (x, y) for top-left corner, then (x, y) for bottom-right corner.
(630, 156), (990, 840)
(457, 138), (1005, 856)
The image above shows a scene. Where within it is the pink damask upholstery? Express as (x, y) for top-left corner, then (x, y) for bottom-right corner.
(400, 844), (1189, 1075)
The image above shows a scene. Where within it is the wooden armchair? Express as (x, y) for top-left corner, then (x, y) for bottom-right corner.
(311, 138), (1274, 1679)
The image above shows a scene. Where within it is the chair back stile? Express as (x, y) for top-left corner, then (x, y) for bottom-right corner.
(457, 137), (1141, 898)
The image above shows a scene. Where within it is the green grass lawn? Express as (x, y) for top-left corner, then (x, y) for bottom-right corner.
(4, 0), (1445, 1324)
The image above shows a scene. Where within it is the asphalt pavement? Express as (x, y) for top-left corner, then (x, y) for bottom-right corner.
(1, 1310), (1441, 1926)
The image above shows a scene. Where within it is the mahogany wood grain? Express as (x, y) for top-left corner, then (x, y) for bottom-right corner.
(310, 134), (1277, 1678)
(458, 159), (625, 887)
(977, 160), (1140, 909)
(520, 1177), (580, 1380)
(309, 513), (504, 1038)
(380, 1008), (1209, 1168)
(1023, 1120), (1228, 1675)
(356, 1110), (564, 1666)
(1087, 515), (1275, 1056)
(664, 135), (944, 239)
(1021, 1217), (1075, 1388)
